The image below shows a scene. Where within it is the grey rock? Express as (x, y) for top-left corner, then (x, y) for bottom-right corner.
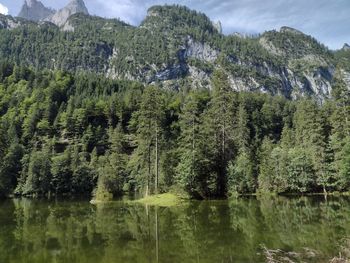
(342, 43), (350, 51)
(62, 21), (74, 32)
(212, 20), (222, 34)
(18, 0), (54, 22)
(0, 15), (23, 29)
(280, 26), (304, 35)
(183, 37), (219, 63)
(47, 0), (89, 27)
(151, 64), (188, 82)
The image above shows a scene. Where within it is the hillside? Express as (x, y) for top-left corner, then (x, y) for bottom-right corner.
(0, 61), (349, 199)
(0, 2), (346, 101)
(0, 2), (350, 199)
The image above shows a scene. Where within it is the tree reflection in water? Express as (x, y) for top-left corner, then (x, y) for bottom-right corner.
(0, 196), (350, 263)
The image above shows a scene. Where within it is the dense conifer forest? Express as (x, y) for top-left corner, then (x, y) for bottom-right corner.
(0, 61), (349, 199)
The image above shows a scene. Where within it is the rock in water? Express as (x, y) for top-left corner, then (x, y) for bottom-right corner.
(47, 0), (89, 27)
(18, 0), (54, 21)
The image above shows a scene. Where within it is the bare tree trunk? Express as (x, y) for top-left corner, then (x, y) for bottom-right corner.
(146, 143), (151, 197)
(192, 116), (195, 174)
(323, 185), (327, 196)
(155, 127), (159, 195)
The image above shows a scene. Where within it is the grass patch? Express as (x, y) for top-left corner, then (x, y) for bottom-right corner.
(135, 193), (185, 207)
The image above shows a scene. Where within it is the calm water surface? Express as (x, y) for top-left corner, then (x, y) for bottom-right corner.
(0, 196), (349, 263)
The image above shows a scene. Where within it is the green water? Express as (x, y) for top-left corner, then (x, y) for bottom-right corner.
(0, 196), (349, 263)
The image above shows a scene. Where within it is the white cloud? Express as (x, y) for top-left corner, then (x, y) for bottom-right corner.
(0, 2), (8, 15)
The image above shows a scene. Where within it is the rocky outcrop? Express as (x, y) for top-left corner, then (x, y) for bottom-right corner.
(259, 37), (284, 56)
(182, 37), (219, 63)
(0, 15), (24, 29)
(18, 0), (88, 27)
(342, 43), (350, 51)
(18, 0), (54, 22)
(280, 26), (304, 35)
(46, 0), (89, 27)
(4, 4), (346, 100)
(152, 64), (188, 82)
(188, 66), (211, 88)
(341, 70), (350, 88)
(212, 21), (222, 34)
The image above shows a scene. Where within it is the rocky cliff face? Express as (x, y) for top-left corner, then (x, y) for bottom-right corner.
(212, 21), (222, 34)
(46, 0), (89, 27)
(6, 5), (350, 100)
(0, 15), (24, 29)
(343, 43), (350, 51)
(18, 0), (88, 27)
(18, 0), (54, 22)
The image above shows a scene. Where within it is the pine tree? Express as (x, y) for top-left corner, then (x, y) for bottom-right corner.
(228, 102), (255, 194)
(176, 93), (204, 196)
(330, 102), (350, 190)
(0, 143), (24, 197)
(204, 70), (237, 196)
(23, 146), (52, 196)
(131, 86), (165, 196)
(287, 147), (315, 193)
(339, 139), (350, 189)
(51, 149), (72, 195)
(293, 100), (328, 192)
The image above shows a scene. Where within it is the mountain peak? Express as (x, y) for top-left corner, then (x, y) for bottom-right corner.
(142, 5), (218, 36)
(67, 0), (88, 11)
(212, 20), (222, 34)
(18, 0), (54, 21)
(25, 0), (36, 8)
(46, 0), (89, 27)
(342, 43), (350, 51)
(280, 26), (304, 35)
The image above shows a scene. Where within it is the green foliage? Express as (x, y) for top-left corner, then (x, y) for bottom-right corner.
(227, 152), (255, 194)
(0, 61), (349, 199)
(287, 148), (315, 193)
(129, 86), (165, 196)
(0, 5), (339, 95)
(262, 29), (332, 60)
(338, 139), (350, 190)
(23, 148), (52, 196)
(258, 140), (288, 193)
(51, 150), (72, 194)
(0, 143), (24, 197)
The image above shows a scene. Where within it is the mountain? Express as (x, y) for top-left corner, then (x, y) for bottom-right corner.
(1, 5), (350, 200)
(18, 0), (54, 22)
(46, 0), (89, 27)
(4, 5), (350, 101)
(343, 43), (350, 51)
(18, 0), (89, 27)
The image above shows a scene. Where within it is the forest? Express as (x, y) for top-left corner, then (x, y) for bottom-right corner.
(0, 61), (349, 199)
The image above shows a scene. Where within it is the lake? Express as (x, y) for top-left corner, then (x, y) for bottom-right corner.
(0, 196), (349, 263)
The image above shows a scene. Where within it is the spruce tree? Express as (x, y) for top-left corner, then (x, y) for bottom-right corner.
(131, 86), (165, 196)
(176, 93), (204, 196)
(204, 70), (237, 196)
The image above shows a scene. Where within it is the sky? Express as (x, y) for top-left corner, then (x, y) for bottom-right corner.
(0, 0), (349, 50)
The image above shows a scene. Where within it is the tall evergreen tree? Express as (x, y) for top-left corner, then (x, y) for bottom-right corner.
(228, 102), (255, 194)
(204, 70), (237, 196)
(130, 86), (165, 196)
(176, 93), (206, 197)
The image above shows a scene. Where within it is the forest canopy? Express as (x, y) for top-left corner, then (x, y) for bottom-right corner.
(0, 61), (349, 199)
